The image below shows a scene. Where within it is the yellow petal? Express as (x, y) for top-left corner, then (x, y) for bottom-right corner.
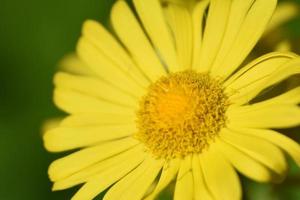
(54, 88), (134, 115)
(82, 20), (149, 87)
(54, 72), (138, 107)
(224, 52), (296, 105)
(77, 37), (145, 97)
(133, 0), (179, 72)
(211, 0), (277, 79)
(41, 118), (62, 133)
(228, 104), (300, 128)
(220, 128), (287, 179)
(44, 124), (135, 152)
(246, 86), (300, 106)
(174, 155), (193, 200)
(200, 146), (241, 200)
(224, 52), (294, 87)
(238, 57), (300, 105)
(192, 0), (210, 69)
(145, 159), (180, 200)
(214, 139), (272, 182)
(61, 113), (135, 127)
(209, 0), (255, 76)
(116, 159), (163, 200)
(111, 0), (167, 81)
(196, 0), (231, 72)
(48, 138), (138, 181)
(229, 127), (300, 167)
(164, 4), (192, 70)
(103, 156), (163, 200)
(192, 154), (213, 200)
(265, 2), (299, 35)
(58, 54), (94, 76)
(53, 145), (145, 190)
(162, 0), (196, 7)
(264, 57), (300, 90)
(71, 150), (146, 200)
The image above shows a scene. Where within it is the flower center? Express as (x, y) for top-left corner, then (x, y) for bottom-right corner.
(135, 70), (229, 159)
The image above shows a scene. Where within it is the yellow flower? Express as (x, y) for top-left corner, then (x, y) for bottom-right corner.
(44, 0), (300, 199)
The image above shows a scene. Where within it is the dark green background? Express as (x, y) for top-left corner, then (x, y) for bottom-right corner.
(0, 0), (300, 199)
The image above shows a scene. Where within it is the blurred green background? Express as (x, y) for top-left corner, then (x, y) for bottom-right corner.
(0, 0), (300, 199)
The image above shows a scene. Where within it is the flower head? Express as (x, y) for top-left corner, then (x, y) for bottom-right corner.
(136, 71), (229, 159)
(44, 0), (300, 199)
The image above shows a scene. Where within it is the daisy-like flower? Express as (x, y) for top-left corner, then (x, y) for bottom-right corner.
(44, 0), (300, 199)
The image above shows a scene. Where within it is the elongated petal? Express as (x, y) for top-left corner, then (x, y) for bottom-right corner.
(42, 118), (62, 133)
(117, 159), (163, 200)
(103, 156), (163, 200)
(263, 57), (300, 89)
(192, 154), (213, 200)
(174, 156), (193, 200)
(210, 0), (255, 75)
(211, 0), (277, 79)
(48, 138), (138, 181)
(133, 0), (179, 72)
(111, 0), (166, 81)
(196, 0), (231, 72)
(145, 159), (180, 200)
(61, 113), (135, 127)
(54, 72), (138, 107)
(224, 52), (296, 105)
(77, 37), (145, 96)
(200, 146), (241, 200)
(192, 0), (210, 69)
(44, 124), (135, 152)
(229, 127), (300, 167)
(233, 57), (300, 104)
(54, 88), (134, 115)
(82, 20), (149, 87)
(228, 104), (300, 128)
(224, 52), (295, 86)
(58, 54), (94, 76)
(244, 86), (300, 106)
(71, 151), (146, 200)
(164, 4), (193, 70)
(220, 128), (287, 179)
(53, 145), (144, 190)
(214, 139), (272, 182)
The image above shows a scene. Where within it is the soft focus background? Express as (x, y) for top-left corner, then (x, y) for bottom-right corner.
(0, 0), (300, 199)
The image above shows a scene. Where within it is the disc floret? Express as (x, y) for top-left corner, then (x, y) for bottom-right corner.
(135, 71), (229, 159)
